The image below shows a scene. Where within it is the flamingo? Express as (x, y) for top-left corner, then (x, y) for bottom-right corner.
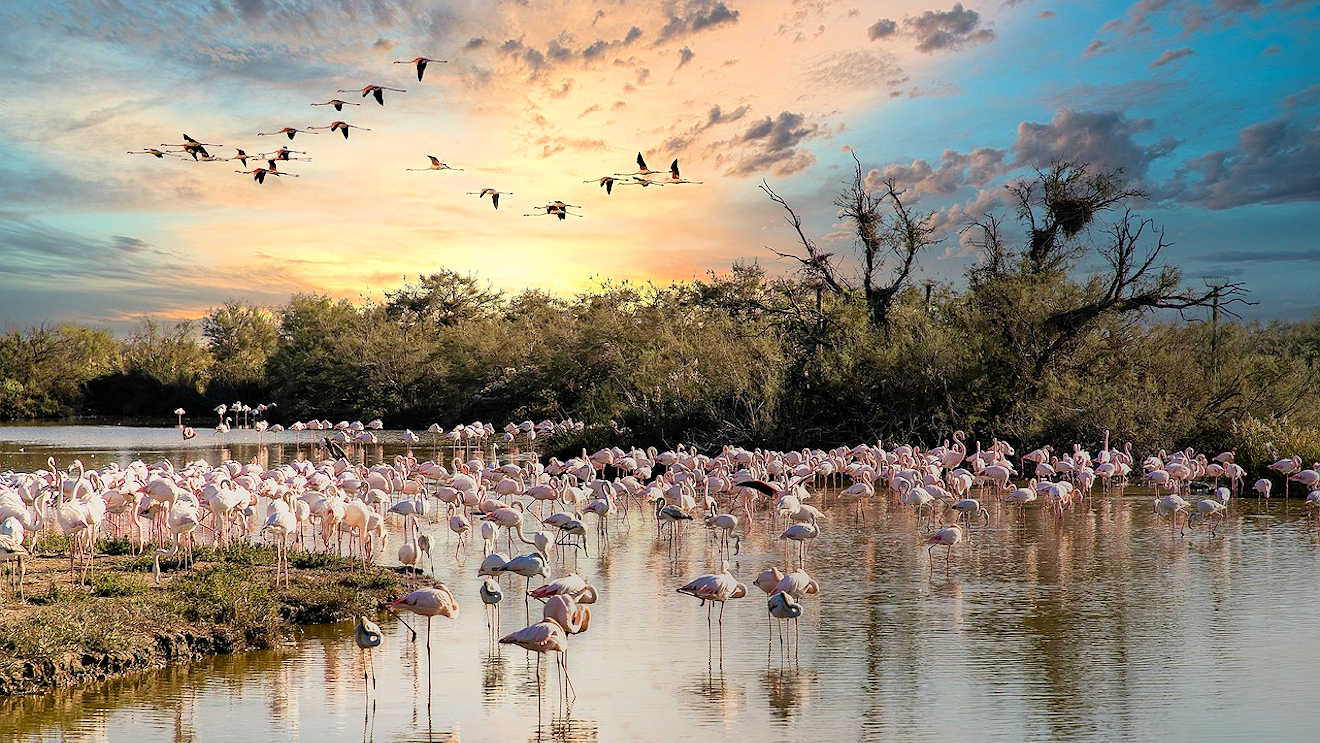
(616, 151), (664, 177)
(926, 523), (964, 577)
(480, 576), (503, 641)
(354, 615), (383, 697)
(127, 148), (180, 158)
(779, 517), (819, 568)
(235, 167), (296, 184)
(666, 158), (703, 184)
(386, 585), (459, 692)
(1270, 455), (1303, 501)
(257, 127), (316, 140)
(311, 99), (360, 111)
(467, 188), (511, 209)
(394, 56), (447, 81)
(0, 526), (28, 600)
(338, 84), (406, 105)
(308, 121), (371, 140)
(408, 155), (463, 171)
(524, 201), (582, 219)
(584, 176), (622, 194)
(676, 559), (747, 658)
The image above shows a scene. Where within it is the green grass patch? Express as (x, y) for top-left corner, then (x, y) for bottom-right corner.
(89, 572), (148, 598)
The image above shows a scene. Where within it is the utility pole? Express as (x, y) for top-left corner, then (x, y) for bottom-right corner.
(1203, 275), (1231, 392)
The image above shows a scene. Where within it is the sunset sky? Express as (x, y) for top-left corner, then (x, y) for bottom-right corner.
(1, 0), (1317, 330)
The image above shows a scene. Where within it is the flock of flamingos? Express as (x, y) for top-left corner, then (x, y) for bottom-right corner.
(126, 52), (702, 219)
(3, 416), (1320, 716)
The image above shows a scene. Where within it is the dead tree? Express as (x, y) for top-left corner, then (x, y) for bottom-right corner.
(760, 151), (937, 333)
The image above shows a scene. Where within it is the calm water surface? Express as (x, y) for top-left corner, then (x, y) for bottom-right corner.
(3, 425), (1320, 742)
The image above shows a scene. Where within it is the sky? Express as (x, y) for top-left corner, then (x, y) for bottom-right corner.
(0, 0), (1317, 331)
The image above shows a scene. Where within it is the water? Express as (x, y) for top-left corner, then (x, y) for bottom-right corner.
(4, 425), (1320, 742)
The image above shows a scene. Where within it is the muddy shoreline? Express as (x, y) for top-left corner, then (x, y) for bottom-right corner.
(0, 544), (421, 696)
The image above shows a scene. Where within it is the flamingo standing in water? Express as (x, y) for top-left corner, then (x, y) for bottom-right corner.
(499, 594), (589, 724)
(354, 615), (383, 698)
(927, 523), (964, 577)
(676, 560), (747, 659)
(1270, 455), (1302, 503)
(387, 585), (459, 696)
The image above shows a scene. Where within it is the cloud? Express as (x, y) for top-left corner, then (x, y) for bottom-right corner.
(677, 46), (695, 68)
(371, 37), (398, 52)
(1101, 0), (1176, 37)
(1198, 247), (1320, 263)
(1170, 117), (1320, 209)
(1283, 83), (1320, 108)
(656, 1), (742, 44)
(869, 4), (995, 53)
(1039, 11), (1056, 18)
(720, 111), (821, 176)
(1262, 43), (1282, 55)
(1149, 46), (1194, 68)
(906, 3), (996, 52)
(868, 18), (898, 39)
(1084, 39), (1108, 56)
(464, 37), (487, 50)
(1012, 108), (1176, 179)
(869, 147), (1010, 198)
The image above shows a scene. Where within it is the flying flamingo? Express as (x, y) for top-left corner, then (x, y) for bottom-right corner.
(467, 188), (511, 209)
(234, 167), (296, 184)
(615, 151), (664, 177)
(311, 99), (360, 111)
(618, 175), (666, 188)
(407, 155), (463, 171)
(666, 158), (703, 184)
(257, 127), (317, 140)
(524, 201), (582, 219)
(584, 176), (622, 194)
(338, 84), (406, 105)
(394, 56), (447, 81)
(127, 148), (179, 159)
(927, 523), (964, 577)
(308, 121), (371, 140)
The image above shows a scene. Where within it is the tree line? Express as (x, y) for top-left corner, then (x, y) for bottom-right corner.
(2, 160), (1317, 474)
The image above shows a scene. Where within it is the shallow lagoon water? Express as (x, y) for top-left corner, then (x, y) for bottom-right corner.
(3, 425), (1320, 742)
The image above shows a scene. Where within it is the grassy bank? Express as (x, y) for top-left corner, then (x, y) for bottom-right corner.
(0, 542), (421, 696)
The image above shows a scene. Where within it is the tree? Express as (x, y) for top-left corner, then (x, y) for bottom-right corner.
(203, 302), (278, 391)
(963, 161), (1252, 428)
(384, 270), (503, 328)
(761, 151), (938, 333)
